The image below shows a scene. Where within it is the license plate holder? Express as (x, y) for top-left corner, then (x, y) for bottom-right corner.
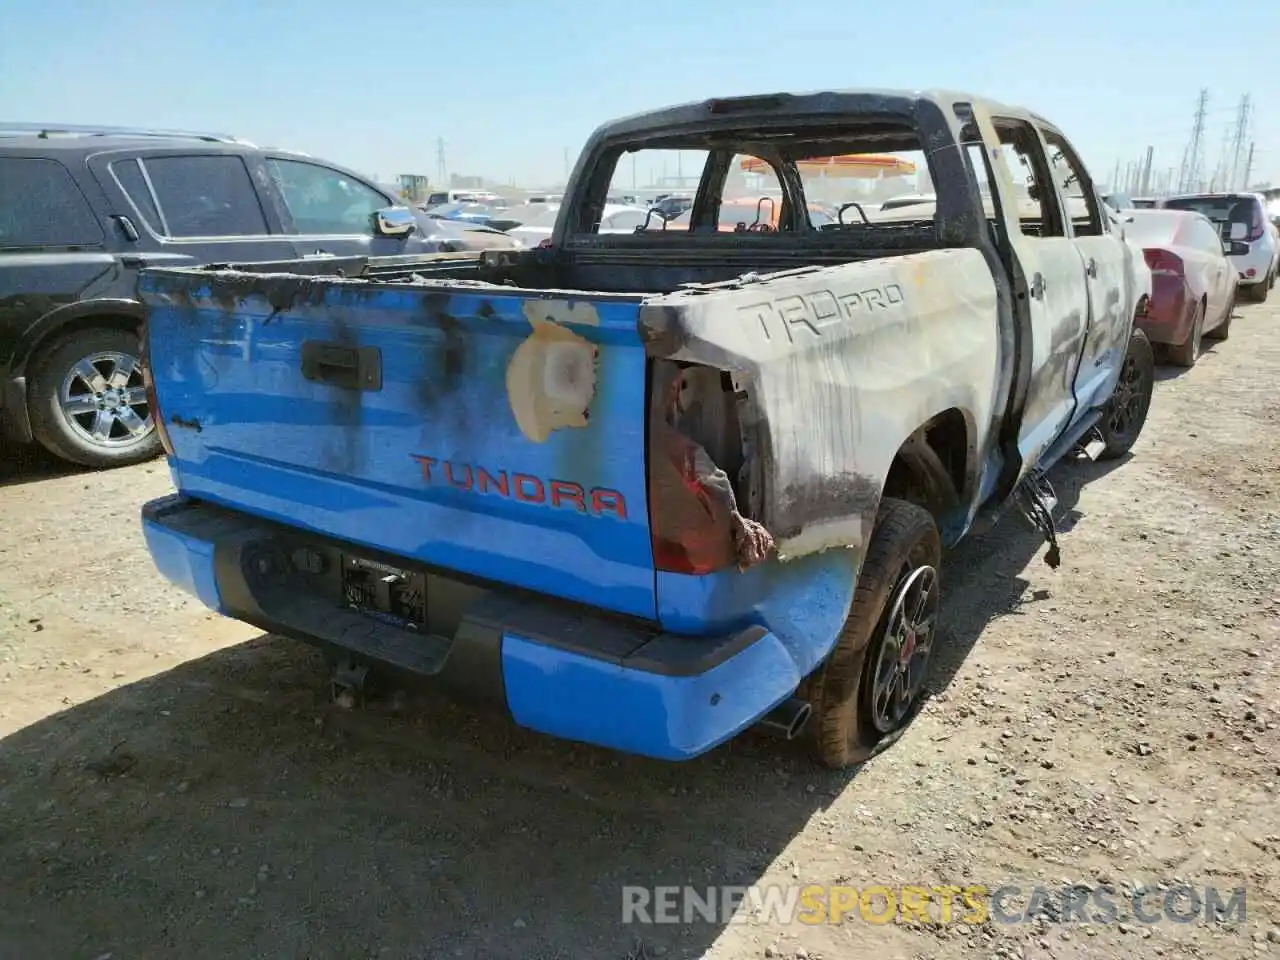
(339, 554), (427, 630)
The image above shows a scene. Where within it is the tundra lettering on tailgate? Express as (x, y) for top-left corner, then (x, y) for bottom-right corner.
(410, 455), (627, 519)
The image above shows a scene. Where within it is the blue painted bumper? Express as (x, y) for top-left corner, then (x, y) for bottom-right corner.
(141, 494), (810, 761)
(141, 508), (223, 613)
(502, 628), (802, 761)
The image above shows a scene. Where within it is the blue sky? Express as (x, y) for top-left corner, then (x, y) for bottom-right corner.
(2, 0), (1276, 191)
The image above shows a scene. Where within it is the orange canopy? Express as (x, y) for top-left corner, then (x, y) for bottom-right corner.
(740, 153), (916, 178)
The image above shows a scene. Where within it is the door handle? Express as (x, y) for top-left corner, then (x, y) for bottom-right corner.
(1030, 272), (1046, 300)
(112, 214), (140, 242)
(1085, 258), (1097, 278)
(301, 341), (382, 391)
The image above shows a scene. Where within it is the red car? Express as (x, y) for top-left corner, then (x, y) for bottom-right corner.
(1126, 209), (1238, 367)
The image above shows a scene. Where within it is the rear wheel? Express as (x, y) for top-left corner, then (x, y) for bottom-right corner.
(1097, 327), (1155, 460)
(1167, 300), (1204, 368)
(806, 498), (942, 769)
(26, 327), (161, 468)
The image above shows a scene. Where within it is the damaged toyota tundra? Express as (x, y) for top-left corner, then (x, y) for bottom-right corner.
(136, 90), (1155, 768)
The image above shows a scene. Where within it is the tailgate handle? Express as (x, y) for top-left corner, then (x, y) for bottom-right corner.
(301, 341), (382, 391)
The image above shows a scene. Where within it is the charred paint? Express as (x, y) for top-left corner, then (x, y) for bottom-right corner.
(410, 454), (627, 520)
(640, 249), (1002, 561)
(506, 306), (600, 444)
(317, 312), (366, 476)
(771, 471), (884, 545)
(413, 293), (472, 444)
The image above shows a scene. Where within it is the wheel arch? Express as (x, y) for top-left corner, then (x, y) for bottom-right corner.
(881, 406), (975, 534)
(16, 300), (146, 381)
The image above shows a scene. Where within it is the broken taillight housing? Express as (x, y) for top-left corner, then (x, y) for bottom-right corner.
(138, 318), (174, 457)
(647, 362), (751, 576)
(649, 459), (729, 575)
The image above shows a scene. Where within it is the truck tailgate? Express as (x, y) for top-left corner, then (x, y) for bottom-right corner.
(138, 269), (657, 620)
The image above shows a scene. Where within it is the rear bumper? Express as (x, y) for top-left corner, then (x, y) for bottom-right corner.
(140, 494), (804, 761)
(1231, 244), (1276, 283)
(1136, 277), (1193, 345)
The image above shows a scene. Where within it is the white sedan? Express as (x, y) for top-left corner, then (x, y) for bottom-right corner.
(506, 204), (652, 248)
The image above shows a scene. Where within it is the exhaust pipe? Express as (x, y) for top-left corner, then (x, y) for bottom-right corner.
(756, 697), (811, 741)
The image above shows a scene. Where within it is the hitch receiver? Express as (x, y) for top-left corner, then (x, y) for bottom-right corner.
(330, 657), (371, 708)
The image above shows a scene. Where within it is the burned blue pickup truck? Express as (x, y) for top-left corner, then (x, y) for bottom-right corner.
(137, 90), (1155, 768)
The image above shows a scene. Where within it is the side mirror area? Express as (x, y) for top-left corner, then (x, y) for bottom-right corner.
(373, 206), (417, 239)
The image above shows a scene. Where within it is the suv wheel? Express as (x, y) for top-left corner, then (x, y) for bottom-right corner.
(27, 327), (161, 468)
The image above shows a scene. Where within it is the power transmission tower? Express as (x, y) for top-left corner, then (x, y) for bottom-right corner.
(1139, 146), (1154, 195)
(436, 137), (447, 187)
(1227, 94), (1251, 191)
(1242, 142), (1255, 190)
(1178, 89), (1209, 193)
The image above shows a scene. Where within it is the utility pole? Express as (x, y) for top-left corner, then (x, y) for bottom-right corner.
(1227, 94), (1251, 191)
(563, 146), (569, 181)
(1139, 146), (1154, 196)
(1179, 88), (1209, 193)
(1242, 142), (1255, 190)
(436, 137), (446, 187)
(1111, 159), (1121, 191)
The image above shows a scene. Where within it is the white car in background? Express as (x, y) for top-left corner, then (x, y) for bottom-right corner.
(879, 192), (936, 211)
(1159, 193), (1279, 302)
(506, 203), (651, 248)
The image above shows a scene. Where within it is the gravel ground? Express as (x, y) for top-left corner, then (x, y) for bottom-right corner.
(0, 301), (1277, 960)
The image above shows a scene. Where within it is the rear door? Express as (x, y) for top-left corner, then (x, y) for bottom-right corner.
(1037, 125), (1131, 415)
(88, 151), (297, 266)
(261, 156), (414, 259)
(0, 155), (127, 373)
(987, 117), (1092, 469)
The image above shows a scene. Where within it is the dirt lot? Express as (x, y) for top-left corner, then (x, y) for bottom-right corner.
(1, 301), (1278, 960)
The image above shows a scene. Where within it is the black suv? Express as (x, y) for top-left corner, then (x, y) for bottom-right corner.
(0, 124), (513, 468)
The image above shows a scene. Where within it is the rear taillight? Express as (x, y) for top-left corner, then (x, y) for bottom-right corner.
(649, 454), (730, 574)
(648, 364), (744, 576)
(1143, 248), (1183, 275)
(1247, 206), (1265, 242)
(139, 319), (174, 457)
